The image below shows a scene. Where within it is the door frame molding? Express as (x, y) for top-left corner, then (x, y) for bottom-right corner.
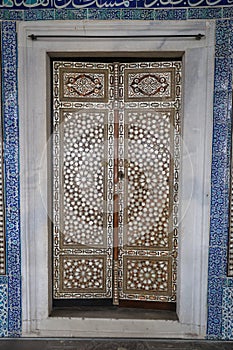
(18, 20), (215, 338)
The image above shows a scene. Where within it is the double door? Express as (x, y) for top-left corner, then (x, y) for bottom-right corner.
(52, 59), (181, 306)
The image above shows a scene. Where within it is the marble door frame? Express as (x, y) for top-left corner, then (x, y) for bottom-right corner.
(18, 20), (215, 338)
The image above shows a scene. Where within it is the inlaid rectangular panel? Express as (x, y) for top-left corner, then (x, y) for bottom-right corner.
(59, 110), (108, 249)
(124, 67), (175, 102)
(118, 61), (181, 303)
(60, 255), (107, 294)
(123, 109), (174, 251)
(52, 61), (114, 299)
(59, 66), (108, 102)
(123, 257), (172, 297)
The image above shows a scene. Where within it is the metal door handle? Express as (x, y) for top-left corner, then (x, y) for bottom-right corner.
(118, 171), (124, 180)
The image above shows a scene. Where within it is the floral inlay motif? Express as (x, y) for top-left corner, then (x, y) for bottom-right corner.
(62, 111), (105, 247)
(125, 111), (172, 249)
(64, 73), (103, 98)
(125, 69), (174, 101)
(125, 258), (169, 292)
(130, 74), (169, 97)
(62, 256), (105, 291)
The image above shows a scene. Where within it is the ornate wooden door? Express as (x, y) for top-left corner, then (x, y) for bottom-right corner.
(52, 60), (182, 306)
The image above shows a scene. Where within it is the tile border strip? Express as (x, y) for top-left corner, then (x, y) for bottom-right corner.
(1, 21), (21, 337)
(0, 7), (232, 21)
(207, 19), (233, 340)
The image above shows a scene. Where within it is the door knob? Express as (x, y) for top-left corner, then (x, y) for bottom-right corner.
(118, 171), (124, 180)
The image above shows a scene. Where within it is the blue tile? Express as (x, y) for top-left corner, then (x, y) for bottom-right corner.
(120, 8), (134, 19)
(154, 9), (186, 20)
(230, 22), (233, 58)
(211, 178), (229, 203)
(121, 9), (154, 19)
(188, 7), (222, 20)
(24, 9), (54, 20)
(213, 90), (231, 123)
(227, 278), (233, 287)
(209, 225), (229, 248)
(55, 9), (87, 19)
(0, 276), (8, 284)
(207, 305), (223, 339)
(223, 7), (233, 21)
(222, 287), (233, 339)
(87, 8), (121, 19)
(208, 247), (227, 278)
(210, 201), (227, 223)
(212, 157), (229, 183)
(208, 277), (224, 307)
(1, 21), (21, 337)
(210, 217), (228, 237)
(0, 10), (24, 19)
(212, 122), (231, 156)
(215, 58), (231, 92)
(216, 20), (230, 58)
(0, 284), (8, 337)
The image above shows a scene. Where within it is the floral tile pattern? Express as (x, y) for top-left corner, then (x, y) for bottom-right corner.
(222, 287), (233, 339)
(1, 21), (21, 337)
(187, 7), (222, 19)
(0, 283), (8, 337)
(207, 20), (233, 340)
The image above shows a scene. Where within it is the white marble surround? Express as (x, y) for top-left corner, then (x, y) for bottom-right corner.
(18, 20), (215, 338)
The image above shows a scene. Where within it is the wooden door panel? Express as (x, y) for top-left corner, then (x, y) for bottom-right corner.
(117, 62), (181, 304)
(52, 62), (114, 299)
(52, 60), (181, 306)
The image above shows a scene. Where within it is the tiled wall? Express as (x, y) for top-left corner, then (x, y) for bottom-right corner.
(0, 5), (233, 339)
(208, 19), (233, 340)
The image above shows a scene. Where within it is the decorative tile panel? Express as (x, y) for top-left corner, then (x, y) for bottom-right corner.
(0, 283), (8, 337)
(187, 7), (222, 19)
(0, 0), (232, 9)
(1, 21), (21, 337)
(24, 9), (55, 20)
(207, 19), (233, 340)
(0, 62), (5, 276)
(154, 9), (187, 20)
(222, 287), (233, 339)
(208, 277), (224, 307)
(88, 8), (122, 20)
(0, 10), (24, 20)
(121, 9), (154, 20)
(54, 9), (87, 19)
(215, 21), (231, 58)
